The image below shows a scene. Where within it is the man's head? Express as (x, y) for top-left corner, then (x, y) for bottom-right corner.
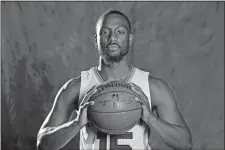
(95, 10), (133, 63)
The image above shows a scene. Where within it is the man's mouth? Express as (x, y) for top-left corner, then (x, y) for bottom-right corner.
(107, 44), (120, 50)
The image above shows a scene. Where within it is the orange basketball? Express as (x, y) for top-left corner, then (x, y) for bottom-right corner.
(88, 81), (142, 135)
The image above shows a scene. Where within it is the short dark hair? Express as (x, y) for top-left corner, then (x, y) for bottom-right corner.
(96, 10), (131, 32)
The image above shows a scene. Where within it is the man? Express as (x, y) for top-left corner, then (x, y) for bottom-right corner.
(37, 10), (193, 150)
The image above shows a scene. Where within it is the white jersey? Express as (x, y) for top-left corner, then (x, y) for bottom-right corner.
(78, 66), (152, 150)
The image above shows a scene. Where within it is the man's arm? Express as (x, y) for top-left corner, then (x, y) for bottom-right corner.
(37, 76), (83, 150)
(147, 76), (193, 150)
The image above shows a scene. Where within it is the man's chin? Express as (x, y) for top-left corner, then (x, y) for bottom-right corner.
(102, 49), (128, 63)
(105, 54), (123, 63)
(107, 48), (120, 54)
(106, 50), (121, 57)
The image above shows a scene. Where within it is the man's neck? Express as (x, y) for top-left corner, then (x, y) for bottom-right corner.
(97, 57), (132, 82)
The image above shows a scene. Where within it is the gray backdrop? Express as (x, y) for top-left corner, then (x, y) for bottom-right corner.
(1, 2), (224, 150)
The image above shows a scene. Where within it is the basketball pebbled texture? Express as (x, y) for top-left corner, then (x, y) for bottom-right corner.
(87, 81), (143, 135)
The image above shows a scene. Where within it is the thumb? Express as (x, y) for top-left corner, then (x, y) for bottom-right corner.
(82, 101), (95, 109)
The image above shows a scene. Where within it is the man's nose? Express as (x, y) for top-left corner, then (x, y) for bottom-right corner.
(109, 32), (117, 42)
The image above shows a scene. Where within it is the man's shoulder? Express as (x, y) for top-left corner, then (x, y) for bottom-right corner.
(134, 66), (169, 92)
(134, 67), (164, 85)
(134, 66), (151, 73)
(81, 66), (96, 72)
(65, 66), (95, 88)
(147, 75), (176, 109)
(148, 76), (167, 89)
(79, 66), (96, 77)
(148, 75), (174, 102)
(62, 76), (81, 92)
(134, 67), (152, 79)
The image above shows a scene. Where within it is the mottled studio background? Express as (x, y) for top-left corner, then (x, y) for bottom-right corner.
(1, 2), (224, 150)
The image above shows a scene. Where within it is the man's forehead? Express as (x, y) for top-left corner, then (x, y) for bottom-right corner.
(97, 14), (130, 31)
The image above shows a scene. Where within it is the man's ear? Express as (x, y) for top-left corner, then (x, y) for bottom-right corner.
(94, 34), (98, 48)
(129, 34), (133, 48)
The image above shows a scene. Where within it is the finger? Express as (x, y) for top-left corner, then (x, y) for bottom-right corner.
(85, 88), (98, 102)
(130, 83), (142, 92)
(130, 83), (149, 104)
(134, 96), (143, 105)
(81, 93), (94, 106)
(86, 88), (97, 97)
(80, 97), (88, 106)
(86, 85), (98, 95)
(81, 86), (98, 105)
(129, 83), (139, 91)
(140, 95), (149, 105)
(82, 101), (95, 109)
(130, 82), (138, 88)
(135, 91), (148, 104)
(130, 85), (142, 96)
(130, 87), (143, 102)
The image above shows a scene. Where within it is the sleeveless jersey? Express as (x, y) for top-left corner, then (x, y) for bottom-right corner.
(78, 66), (152, 150)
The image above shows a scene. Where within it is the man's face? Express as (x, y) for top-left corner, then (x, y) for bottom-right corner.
(95, 14), (132, 63)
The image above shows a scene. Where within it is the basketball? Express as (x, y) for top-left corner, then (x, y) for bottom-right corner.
(87, 81), (142, 135)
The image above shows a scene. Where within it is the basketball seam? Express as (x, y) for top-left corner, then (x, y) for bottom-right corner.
(90, 91), (139, 100)
(89, 108), (142, 113)
(92, 115), (141, 131)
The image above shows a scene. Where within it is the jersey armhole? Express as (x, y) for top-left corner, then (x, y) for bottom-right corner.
(147, 72), (153, 111)
(76, 72), (84, 109)
(148, 74), (158, 116)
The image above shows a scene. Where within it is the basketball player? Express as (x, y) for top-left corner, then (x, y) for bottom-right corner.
(37, 10), (193, 150)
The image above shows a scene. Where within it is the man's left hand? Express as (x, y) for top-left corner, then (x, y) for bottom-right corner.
(129, 83), (153, 123)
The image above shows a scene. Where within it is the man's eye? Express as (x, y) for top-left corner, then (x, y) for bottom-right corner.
(101, 31), (108, 35)
(117, 30), (125, 34)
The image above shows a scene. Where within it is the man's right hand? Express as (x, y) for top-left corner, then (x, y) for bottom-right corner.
(37, 77), (99, 150)
(76, 85), (98, 127)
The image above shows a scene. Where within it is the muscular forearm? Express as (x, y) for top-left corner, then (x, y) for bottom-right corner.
(147, 114), (192, 150)
(37, 120), (83, 150)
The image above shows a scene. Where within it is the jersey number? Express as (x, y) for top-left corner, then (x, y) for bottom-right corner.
(97, 132), (133, 150)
